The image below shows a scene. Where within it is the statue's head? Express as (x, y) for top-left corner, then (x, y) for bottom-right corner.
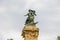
(33, 10), (35, 14)
(29, 9), (33, 12)
(28, 9), (35, 14)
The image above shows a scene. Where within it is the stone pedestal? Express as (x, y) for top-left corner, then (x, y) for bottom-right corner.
(21, 25), (39, 40)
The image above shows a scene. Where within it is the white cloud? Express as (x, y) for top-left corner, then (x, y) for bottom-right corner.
(39, 35), (57, 40)
(0, 7), (7, 14)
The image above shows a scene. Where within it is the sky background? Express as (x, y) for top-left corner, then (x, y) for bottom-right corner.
(0, 0), (60, 40)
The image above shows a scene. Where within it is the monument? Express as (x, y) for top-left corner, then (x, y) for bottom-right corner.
(21, 9), (39, 40)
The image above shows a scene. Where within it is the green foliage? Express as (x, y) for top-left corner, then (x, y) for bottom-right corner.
(7, 38), (13, 40)
(58, 36), (60, 40)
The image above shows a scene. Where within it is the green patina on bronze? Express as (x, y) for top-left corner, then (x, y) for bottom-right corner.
(24, 9), (38, 25)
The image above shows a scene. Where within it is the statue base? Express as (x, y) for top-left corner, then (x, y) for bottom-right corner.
(21, 25), (39, 40)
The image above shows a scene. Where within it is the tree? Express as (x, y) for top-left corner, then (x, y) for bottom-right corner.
(58, 36), (60, 40)
(7, 38), (13, 40)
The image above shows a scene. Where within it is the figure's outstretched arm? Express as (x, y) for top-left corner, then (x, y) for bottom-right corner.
(35, 14), (37, 16)
(34, 13), (37, 16)
(24, 14), (28, 16)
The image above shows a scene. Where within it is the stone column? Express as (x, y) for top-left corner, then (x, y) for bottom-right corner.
(21, 25), (39, 40)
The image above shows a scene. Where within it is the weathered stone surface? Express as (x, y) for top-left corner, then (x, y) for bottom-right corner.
(21, 25), (39, 40)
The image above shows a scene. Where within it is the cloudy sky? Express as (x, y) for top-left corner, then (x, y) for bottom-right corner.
(0, 0), (60, 40)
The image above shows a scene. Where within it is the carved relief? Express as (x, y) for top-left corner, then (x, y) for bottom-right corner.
(22, 25), (39, 40)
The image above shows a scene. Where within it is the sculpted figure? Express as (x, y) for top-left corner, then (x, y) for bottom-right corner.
(24, 9), (37, 25)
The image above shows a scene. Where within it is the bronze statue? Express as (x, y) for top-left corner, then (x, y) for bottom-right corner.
(24, 9), (38, 25)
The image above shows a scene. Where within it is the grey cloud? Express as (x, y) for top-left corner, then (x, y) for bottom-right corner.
(0, 0), (60, 40)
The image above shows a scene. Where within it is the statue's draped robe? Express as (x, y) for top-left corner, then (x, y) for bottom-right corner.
(25, 13), (35, 25)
